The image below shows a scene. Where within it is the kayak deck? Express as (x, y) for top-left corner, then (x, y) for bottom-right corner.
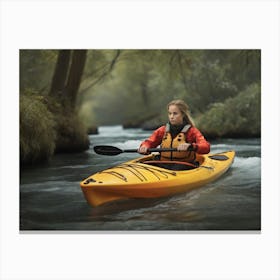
(80, 150), (235, 207)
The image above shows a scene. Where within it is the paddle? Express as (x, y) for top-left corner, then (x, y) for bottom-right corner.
(93, 145), (180, 156)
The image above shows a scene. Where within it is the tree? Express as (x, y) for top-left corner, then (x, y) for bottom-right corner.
(65, 50), (87, 108)
(47, 50), (89, 153)
(49, 50), (71, 97)
(49, 50), (87, 109)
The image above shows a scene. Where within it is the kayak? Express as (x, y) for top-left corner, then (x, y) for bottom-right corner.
(80, 150), (235, 207)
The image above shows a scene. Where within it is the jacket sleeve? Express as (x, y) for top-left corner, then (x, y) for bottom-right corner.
(187, 127), (210, 154)
(140, 126), (165, 149)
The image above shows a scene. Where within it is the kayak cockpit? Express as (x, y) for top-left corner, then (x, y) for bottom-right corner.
(141, 160), (198, 171)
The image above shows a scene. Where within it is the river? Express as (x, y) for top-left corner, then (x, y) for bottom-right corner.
(20, 125), (261, 231)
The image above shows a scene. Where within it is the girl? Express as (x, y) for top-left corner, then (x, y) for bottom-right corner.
(138, 99), (210, 162)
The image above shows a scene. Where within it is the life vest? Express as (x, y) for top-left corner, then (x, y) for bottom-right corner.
(160, 123), (196, 162)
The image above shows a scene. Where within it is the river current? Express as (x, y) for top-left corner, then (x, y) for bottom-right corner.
(20, 125), (261, 231)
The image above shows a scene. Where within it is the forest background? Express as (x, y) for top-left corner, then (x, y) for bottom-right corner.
(20, 49), (261, 165)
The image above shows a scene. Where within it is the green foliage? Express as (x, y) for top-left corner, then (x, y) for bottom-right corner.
(20, 94), (56, 164)
(20, 50), (57, 95)
(77, 49), (261, 130)
(83, 50), (188, 126)
(196, 83), (261, 137)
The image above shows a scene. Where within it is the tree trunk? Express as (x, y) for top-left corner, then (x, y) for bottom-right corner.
(65, 50), (87, 108)
(49, 50), (71, 97)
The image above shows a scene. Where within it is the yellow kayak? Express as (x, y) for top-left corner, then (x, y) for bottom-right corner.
(80, 150), (235, 207)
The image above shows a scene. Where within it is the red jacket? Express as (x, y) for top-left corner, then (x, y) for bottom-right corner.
(140, 125), (210, 154)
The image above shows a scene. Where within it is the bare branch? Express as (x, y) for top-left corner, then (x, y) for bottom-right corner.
(79, 50), (122, 95)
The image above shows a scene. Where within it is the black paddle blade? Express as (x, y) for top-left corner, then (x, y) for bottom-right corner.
(93, 145), (123, 156)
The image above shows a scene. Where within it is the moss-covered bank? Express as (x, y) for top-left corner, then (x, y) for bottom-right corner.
(20, 95), (56, 165)
(20, 94), (89, 166)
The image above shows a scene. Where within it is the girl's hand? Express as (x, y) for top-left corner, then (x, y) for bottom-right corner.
(138, 146), (149, 154)
(177, 143), (191, 151)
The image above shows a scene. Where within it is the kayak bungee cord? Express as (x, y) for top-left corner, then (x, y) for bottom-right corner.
(124, 163), (177, 180)
(97, 163), (177, 183)
(116, 165), (147, 182)
(98, 171), (128, 182)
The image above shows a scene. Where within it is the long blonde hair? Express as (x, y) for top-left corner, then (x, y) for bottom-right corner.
(167, 99), (195, 127)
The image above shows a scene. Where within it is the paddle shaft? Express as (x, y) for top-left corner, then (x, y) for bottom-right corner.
(123, 148), (178, 153)
(93, 145), (194, 156)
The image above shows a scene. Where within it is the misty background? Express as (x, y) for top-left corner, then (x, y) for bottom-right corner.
(20, 49), (261, 165)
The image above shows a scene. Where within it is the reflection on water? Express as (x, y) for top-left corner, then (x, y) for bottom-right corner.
(20, 126), (261, 231)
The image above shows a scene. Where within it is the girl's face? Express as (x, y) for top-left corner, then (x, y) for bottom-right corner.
(168, 105), (184, 126)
